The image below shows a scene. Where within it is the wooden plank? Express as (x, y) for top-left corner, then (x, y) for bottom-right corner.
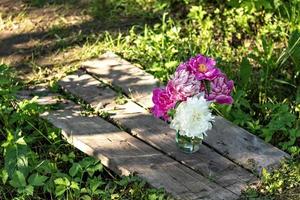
(40, 101), (238, 200)
(82, 52), (159, 108)
(82, 52), (289, 174)
(205, 117), (290, 174)
(59, 71), (257, 195)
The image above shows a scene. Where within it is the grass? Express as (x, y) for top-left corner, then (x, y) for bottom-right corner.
(241, 159), (300, 200)
(0, 0), (299, 199)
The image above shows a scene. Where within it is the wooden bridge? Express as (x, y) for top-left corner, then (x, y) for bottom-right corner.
(19, 52), (289, 199)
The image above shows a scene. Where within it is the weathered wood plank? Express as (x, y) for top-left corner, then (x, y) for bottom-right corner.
(82, 52), (159, 108)
(82, 52), (289, 174)
(40, 100), (237, 200)
(205, 117), (290, 174)
(59, 71), (257, 195)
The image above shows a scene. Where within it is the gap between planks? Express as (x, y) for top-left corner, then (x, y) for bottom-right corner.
(58, 70), (257, 196)
(82, 52), (289, 175)
(20, 91), (238, 200)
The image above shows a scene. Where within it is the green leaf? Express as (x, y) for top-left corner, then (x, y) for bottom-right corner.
(28, 173), (48, 186)
(16, 137), (27, 145)
(89, 178), (103, 192)
(1, 169), (8, 184)
(61, 154), (69, 162)
(262, 128), (273, 143)
(4, 136), (30, 177)
(167, 109), (176, 118)
(43, 179), (55, 193)
(54, 177), (70, 186)
(288, 30), (300, 69)
(148, 193), (158, 200)
(9, 170), (26, 188)
(261, 168), (270, 182)
(87, 163), (103, 177)
(70, 181), (80, 190)
(81, 195), (92, 200)
(23, 185), (34, 196)
(164, 61), (178, 69)
(68, 152), (76, 161)
(55, 185), (67, 197)
(36, 160), (56, 174)
(111, 193), (120, 199)
(79, 157), (97, 169)
(69, 163), (81, 177)
(239, 57), (252, 88)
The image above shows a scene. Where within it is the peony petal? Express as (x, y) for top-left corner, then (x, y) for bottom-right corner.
(206, 58), (216, 67)
(227, 80), (234, 90)
(215, 95), (233, 104)
(152, 88), (163, 103)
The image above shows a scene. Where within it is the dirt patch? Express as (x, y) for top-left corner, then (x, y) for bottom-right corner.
(0, 0), (153, 84)
(0, 1), (94, 82)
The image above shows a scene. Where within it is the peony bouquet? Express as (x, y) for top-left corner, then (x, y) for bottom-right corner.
(151, 54), (234, 153)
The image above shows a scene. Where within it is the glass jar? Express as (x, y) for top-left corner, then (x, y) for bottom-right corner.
(175, 131), (202, 153)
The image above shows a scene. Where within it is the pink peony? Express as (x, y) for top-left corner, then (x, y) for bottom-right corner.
(152, 88), (175, 120)
(166, 69), (201, 101)
(177, 54), (220, 81)
(206, 74), (234, 104)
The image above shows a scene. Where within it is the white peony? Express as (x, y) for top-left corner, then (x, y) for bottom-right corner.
(170, 94), (214, 138)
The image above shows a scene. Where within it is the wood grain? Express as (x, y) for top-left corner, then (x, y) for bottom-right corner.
(82, 52), (289, 174)
(40, 101), (238, 200)
(59, 72), (257, 195)
(82, 52), (159, 108)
